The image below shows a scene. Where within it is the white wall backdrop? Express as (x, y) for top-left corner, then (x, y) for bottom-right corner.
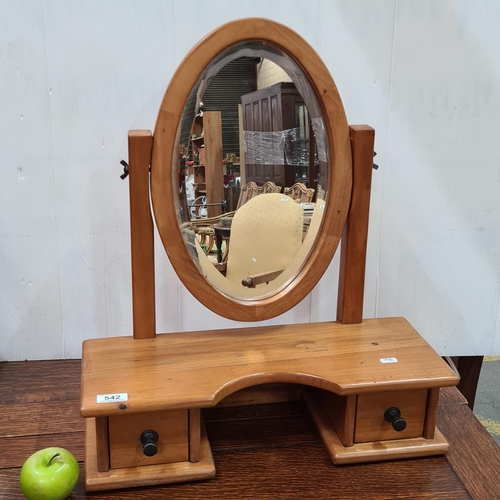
(1, 0), (499, 361)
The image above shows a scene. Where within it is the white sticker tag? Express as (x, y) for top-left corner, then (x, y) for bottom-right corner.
(380, 357), (398, 364)
(96, 393), (128, 403)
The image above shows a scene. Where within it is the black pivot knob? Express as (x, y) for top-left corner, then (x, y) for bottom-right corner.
(384, 407), (407, 432)
(140, 430), (159, 456)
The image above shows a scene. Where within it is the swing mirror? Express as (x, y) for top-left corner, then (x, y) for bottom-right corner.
(151, 18), (352, 322)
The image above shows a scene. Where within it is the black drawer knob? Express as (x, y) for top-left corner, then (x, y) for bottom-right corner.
(384, 407), (407, 432)
(140, 430), (159, 456)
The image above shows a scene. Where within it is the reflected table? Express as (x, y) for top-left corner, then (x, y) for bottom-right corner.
(212, 223), (231, 263)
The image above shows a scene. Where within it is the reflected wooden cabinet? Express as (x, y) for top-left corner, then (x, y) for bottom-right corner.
(241, 82), (313, 189)
(190, 111), (224, 218)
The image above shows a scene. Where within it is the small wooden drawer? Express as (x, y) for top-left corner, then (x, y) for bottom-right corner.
(108, 410), (188, 469)
(354, 389), (428, 443)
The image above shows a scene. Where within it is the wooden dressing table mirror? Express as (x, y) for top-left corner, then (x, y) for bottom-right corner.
(79, 18), (459, 491)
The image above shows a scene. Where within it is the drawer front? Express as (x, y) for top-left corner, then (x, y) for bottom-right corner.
(354, 389), (428, 443)
(109, 410), (188, 469)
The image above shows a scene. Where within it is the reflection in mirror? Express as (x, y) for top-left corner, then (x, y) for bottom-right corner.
(175, 43), (328, 301)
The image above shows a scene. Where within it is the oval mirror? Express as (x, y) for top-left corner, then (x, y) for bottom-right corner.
(151, 18), (352, 322)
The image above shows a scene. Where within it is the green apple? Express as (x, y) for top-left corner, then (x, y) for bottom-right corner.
(19, 447), (79, 500)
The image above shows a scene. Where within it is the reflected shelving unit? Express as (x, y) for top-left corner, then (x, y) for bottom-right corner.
(190, 111), (224, 218)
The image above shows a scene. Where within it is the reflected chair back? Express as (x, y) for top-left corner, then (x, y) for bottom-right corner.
(225, 193), (303, 288)
(284, 182), (315, 203)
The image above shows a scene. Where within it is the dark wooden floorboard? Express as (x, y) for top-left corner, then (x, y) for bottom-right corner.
(0, 431), (84, 469)
(0, 400), (84, 437)
(438, 403), (500, 500)
(2, 360), (497, 499)
(0, 360), (81, 404)
(439, 385), (468, 406)
(0, 445), (470, 499)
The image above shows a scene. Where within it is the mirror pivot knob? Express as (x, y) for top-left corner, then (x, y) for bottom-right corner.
(140, 430), (159, 456)
(384, 407), (407, 432)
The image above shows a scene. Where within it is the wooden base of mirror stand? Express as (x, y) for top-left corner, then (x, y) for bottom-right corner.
(80, 318), (459, 491)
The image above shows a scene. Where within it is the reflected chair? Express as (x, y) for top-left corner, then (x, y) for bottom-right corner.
(236, 181), (260, 208)
(284, 182), (315, 203)
(214, 193), (303, 288)
(260, 181), (282, 194)
(233, 180), (282, 210)
(191, 181), (281, 223)
(188, 181), (281, 260)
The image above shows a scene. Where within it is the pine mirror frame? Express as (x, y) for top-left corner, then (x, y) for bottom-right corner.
(151, 18), (352, 322)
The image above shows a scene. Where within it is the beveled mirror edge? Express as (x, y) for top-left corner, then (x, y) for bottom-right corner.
(151, 18), (352, 322)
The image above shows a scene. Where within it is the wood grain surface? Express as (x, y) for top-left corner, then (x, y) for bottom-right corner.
(128, 130), (156, 340)
(2, 360), (500, 498)
(337, 125), (375, 324)
(80, 318), (458, 417)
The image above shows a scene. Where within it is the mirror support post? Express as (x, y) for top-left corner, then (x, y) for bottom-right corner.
(128, 130), (156, 339)
(337, 125), (375, 324)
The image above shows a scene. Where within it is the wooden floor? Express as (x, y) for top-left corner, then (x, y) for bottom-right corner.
(1, 360), (500, 499)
